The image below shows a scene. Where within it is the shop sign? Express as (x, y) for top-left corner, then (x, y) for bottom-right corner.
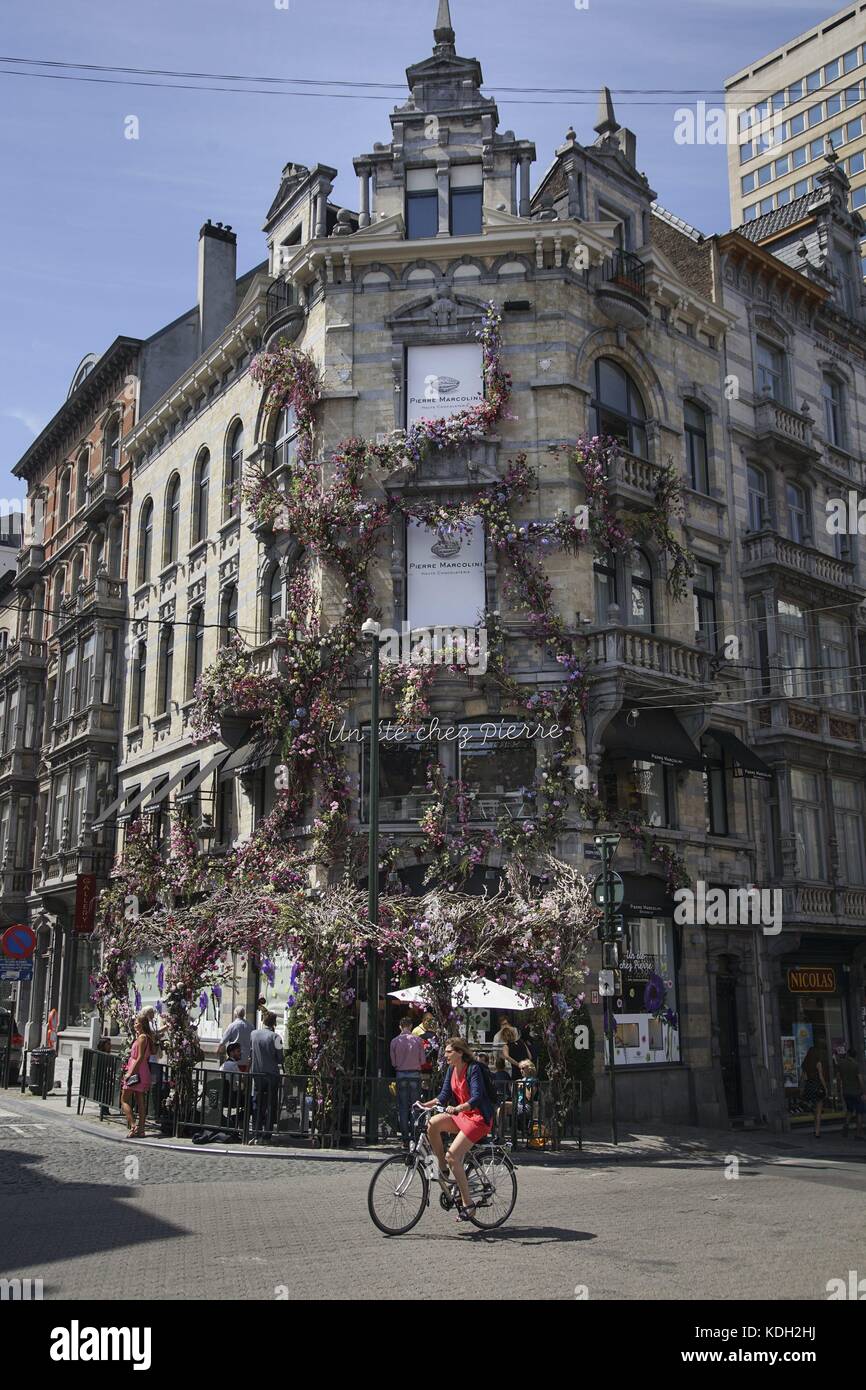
(406, 517), (485, 630)
(406, 344), (483, 427)
(787, 966), (836, 994)
(74, 874), (97, 934)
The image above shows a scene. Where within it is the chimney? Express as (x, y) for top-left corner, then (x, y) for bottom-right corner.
(197, 220), (237, 355)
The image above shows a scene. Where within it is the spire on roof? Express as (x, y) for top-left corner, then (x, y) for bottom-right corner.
(434, 0), (455, 51)
(594, 86), (620, 138)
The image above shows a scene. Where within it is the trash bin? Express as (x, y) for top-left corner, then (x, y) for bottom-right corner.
(29, 1047), (56, 1095)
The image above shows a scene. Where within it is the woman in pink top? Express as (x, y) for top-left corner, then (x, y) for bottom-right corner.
(120, 1014), (154, 1137)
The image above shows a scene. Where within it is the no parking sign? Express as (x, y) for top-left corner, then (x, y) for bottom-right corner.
(1, 924), (36, 960)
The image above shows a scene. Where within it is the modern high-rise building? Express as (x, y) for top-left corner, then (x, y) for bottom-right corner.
(725, 4), (866, 271)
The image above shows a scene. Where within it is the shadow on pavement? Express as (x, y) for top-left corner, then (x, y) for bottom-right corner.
(0, 1146), (186, 1274)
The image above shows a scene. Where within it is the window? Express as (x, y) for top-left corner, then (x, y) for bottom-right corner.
(786, 481), (808, 543)
(51, 771), (69, 852)
(771, 89), (786, 113)
(78, 634), (95, 710)
(188, 605), (205, 696)
(747, 465), (770, 531)
(791, 769), (825, 879)
(760, 196), (774, 216)
(76, 452), (89, 510)
(756, 338), (785, 401)
(157, 624), (174, 715)
(193, 450), (210, 545)
(220, 585), (238, 645)
(69, 765), (87, 848)
(684, 401), (709, 492)
(788, 79), (804, 103)
(273, 406), (298, 471)
(792, 145), (807, 168)
(71, 551), (84, 594)
(843, 49), (859, 75)
(589, 359), (648, 457)
(777, 187), (791, 208)
(832, 779), (865, 884)
(406, 169), (439, 240)
(741, 172), (757, 195)
(3, 687), (17, 752)
(825, 58), (841, 83)
(790, 112), (806, 136)
(457, 725), (536, 803)
(743, 204), (757, 222)
(594, 553), (618, 624)
(131, 642), (146, 726)
(758, 164), (772, 187)
(59, 469), (72, 526)
(851, 149), (866, 174)
(59, 646), (76, 720)
(225, 421), (243, 519)
(450, 166), (483, 236)
(360, 729), (428, 822)
(267, 567), (283, 638)
(693, 563), (718, 649)
(819, 615), (851, 710)
(216, 777), (236, 845)
(778, 599), (809, 699)
(827, 93), (843, 118)
(14, 796), (32, 868)
(627, 760), (669, 828)
(806, 70), (821, 94)
(610, 917), (680, 1066)
(810, 137), (824, 161)
(774, 154), (790, 177)
(24, 686), (39, 746)
(739, 142), (753, 164)
(103, 416), (121, 470)
(702, 735), (728, 836)
(630, 550), (654, 631)
(823, 375), (843, 447)
(845, 84), (861, 108)
(828, 127), (844, 150)
(101, 630), (116, 705)
(137, 500), (153, 586)
(794, 178), (810, 197)
(164, 475), (180, 564)
(847, 116), (863, 140)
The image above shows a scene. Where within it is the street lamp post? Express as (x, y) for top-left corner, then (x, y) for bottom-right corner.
(594, 832), (622, 1146)
(361, 618), (381, 1144)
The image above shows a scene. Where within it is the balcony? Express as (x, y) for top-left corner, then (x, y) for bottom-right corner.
(603, 450), (664, 511)
(585, 625), (715, 695)
(15, 544), (45, 587)
(741, 530), (862, 597)
(262, 278), (304, 346)
(753, 700), (864, 747)
(0, 635), (48, 676)
(753, 397), (817, 464)
(82, 466), (122, 524)
(0, 744), (40, 785)
(594, 250), (651, 331)
(56, 575), (126, 634)
(781, 882), (866, 928)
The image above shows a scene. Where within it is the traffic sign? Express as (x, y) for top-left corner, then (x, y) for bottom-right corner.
(598, 969), (616, 997)
(0, 961), (33, 982)
(593, 872), (624, 908)
(1, 924), (36, 960)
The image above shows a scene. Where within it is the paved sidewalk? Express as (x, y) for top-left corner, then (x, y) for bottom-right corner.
(4, 1087), (863, 1168)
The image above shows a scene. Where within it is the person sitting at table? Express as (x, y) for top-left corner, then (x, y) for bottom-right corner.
(500, 1024), (530, 1080)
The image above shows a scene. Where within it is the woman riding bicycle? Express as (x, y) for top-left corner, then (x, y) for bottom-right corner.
(421, 1037), (496, 1223)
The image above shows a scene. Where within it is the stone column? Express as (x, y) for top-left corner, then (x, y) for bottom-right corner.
(437, 161), (450, 236)
(357, 165), (371, 229)
(518, 155), (532, 217)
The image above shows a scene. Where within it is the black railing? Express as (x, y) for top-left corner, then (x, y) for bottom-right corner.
(601, 249), (646, 300)
(265, 279), (298, 322)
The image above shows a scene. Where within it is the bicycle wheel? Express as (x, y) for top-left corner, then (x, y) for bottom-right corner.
(367, 1154), (429, 1235)
(466, 1146), (517, 1230)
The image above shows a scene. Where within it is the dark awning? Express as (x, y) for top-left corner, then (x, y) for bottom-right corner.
(219, 738), (278, 779)
(142, 762), (198, 813)
(116, 777), (163, 825)
(706, 728), (773, 781)
(175, 750), (229, 805)
(603, 709), (704, 770)
(622, 874), (675, 918)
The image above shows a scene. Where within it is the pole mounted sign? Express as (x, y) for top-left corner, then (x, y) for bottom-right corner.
(1, 924), (36, 960)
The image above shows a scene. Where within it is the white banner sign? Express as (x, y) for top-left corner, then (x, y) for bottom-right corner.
(406, 344), (483, 427)
(407, 518), (486, 630)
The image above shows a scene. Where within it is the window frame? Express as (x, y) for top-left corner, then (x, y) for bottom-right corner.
(192, 449), (210, 546)
(684, 401), (710, 493)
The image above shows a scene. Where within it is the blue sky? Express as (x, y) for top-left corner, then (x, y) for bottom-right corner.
(0, 0), (836, 502)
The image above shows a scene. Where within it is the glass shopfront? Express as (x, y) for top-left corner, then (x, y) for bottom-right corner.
(778, 959), (852, 1109)
(606, 916), (681, 1066)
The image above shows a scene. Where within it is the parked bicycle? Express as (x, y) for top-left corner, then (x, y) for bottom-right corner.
(367, 1102), (517, 1235)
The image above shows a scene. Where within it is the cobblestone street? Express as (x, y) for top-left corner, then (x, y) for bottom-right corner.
(2, 1097), (864, 1302)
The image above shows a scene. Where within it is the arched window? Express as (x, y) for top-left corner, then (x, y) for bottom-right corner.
(103, 416), (121, 471)
(224, 421), (243, 519)
(267, 567), (283, 638)
(71, 551), (84, 594)
(188, 605), (205, 696)
(683, 402), (709, 493)
(630, 550), (654, 631)
(822, 375), (844, 447)
(131, 641), (147, 726)
(593, 553), (617, 625)
(589, 359), (648, 458)
(19, 597), (31, 639)
(76, 451), (89, 510)
(273, 406), (298, 471)
(31, 584), (44, 641)
(220, 585), (238, 645)
(193, 450), (210, 544)
(90, 528), (105, 577)
(107, 518), (123, 577)
(59, 468), (72, 526)
(157, 623), (174, 715)
(52, 571), (66, 630)
(747, 466), (770, 531)
(164, 474), (181, 565)
(137, 500), (154, 585)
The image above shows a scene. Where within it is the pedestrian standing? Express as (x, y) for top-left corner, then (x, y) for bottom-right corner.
(219, 1006), (253, 1072)
(389, 1015), (425, 1148)
(800, 1045), (827, 1138)
(249, 1011), (283, 1144)
(835, 1049), (865, 1138)
(120, 1015), (154, 1138)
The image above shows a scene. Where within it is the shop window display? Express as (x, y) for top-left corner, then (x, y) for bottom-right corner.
(605, 917), (680, 1065)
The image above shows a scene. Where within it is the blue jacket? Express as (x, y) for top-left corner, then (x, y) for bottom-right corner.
(437, 1063), (496, 1124)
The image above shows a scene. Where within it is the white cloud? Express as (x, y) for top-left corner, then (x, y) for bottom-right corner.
(3, 408), (44, 437)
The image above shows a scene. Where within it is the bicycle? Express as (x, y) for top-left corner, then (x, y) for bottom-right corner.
(367, 1102), (518, 1235)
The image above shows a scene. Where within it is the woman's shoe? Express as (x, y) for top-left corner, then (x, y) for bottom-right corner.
(456, 1203), (477, 1223)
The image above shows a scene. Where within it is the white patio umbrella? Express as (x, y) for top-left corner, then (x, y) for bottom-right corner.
(388, 976), (537, 1011)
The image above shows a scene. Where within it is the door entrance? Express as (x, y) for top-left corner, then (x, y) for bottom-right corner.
(717, 973), (743, 1118)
